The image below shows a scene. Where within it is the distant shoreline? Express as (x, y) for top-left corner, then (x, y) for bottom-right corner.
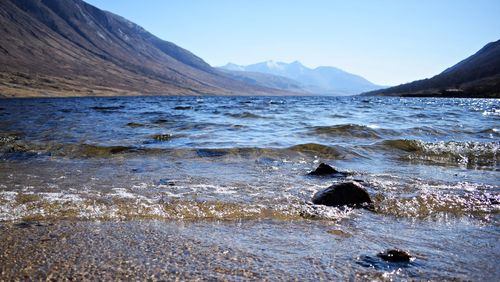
(1, 92), (498, 99)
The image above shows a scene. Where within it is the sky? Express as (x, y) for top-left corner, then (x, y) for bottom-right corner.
(85, 0), (500, 86)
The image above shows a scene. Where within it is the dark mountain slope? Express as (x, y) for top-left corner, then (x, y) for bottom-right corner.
(364, 39), (500, 98)
(0, 0), (288, 97)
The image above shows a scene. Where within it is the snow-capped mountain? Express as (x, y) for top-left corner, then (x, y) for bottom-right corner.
(220, 60), (386, 95)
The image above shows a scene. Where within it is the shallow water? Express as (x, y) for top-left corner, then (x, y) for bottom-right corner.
(0, 96), (498, 280)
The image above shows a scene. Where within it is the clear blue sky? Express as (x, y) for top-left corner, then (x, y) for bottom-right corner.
(85, 0), (500, 86)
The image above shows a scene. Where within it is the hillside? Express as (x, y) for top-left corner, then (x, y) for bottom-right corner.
(364, 39), (500, 98)
(0, 0), (289, 97)
(220, 61), (384, 96)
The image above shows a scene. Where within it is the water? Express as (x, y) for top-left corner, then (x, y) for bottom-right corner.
(0, 96), (498, 280)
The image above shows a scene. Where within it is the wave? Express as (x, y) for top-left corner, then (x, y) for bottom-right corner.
(0, 191), (351, 221)
(90, 106), (125, 111)
(1, 184), (497, 222)
(375, 190), (499, 219)
(380, 139), (499, 168)
(287, 143), (360, 159)
(0, 136), (138, 159)
(224, 112), (265, 119)
(479, 128), (499, 137)
(309, 124), (399, 139)
(403, 126), (448, 136)
(1, 135), (359, 160)
(193, 143), (360, 160)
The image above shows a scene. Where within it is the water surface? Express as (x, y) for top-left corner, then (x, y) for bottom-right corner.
(0, 96), (498, 280)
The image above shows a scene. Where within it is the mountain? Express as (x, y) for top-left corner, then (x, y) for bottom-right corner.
(364, 39), (500, 98)
(217, 69), (307, 93)
(219, 60), (384, 95)
(0, 0), (291, 97)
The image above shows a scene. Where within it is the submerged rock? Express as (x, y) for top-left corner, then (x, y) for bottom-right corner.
(377, 249), (412, 262)
(13, 221), (52, 229)
(91, 106), (124, 111)
(152, 118), (169, 124)
(327, 229), (351, 238)
(63, 144), (133, 158)
(152, 134), (172, 142)
(0, 132), (22, 144)
(126, 122), (145, 128)
(312, 181), (372, 208)
(307, 163), (349, 177)
(173, 106), (192, 110)
(14, 222), (33, 229)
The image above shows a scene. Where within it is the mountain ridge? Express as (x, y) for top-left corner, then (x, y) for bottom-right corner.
(363, 39), (500, 98)
(219, 60), (385, 96)
(0, 0), (293, 97)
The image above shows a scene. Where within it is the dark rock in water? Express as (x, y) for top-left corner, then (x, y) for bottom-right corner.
(327, 229), (351, 238)
(126, 122), (145, 128)
(377, 249), (412, 262)
(308, 163), (338, 175)
(152, 118), (169, 124)
(0, 132), (22, 144)
(91, 106), (124, 111)
(0, 136), (17, 145)
(312, 181), (372, 208)
(14, 222), (33, 228)
(173, 106), (192, 110)
(308, 163), (348, 177)
(152, 134), (172, 142)
(490, 197), (500, 205)
(108, 146), (131, 154)
(70, 144), (132, 157)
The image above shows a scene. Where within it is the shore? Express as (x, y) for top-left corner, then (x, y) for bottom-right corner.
(1, 217), (498, 281)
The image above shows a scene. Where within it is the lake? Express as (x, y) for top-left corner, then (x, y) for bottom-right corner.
(0, 96), (498, 280)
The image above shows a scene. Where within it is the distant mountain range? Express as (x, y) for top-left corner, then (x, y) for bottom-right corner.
(0, 0), (292, 97)
(219, 61), (385, 96)
(364, 39), (500, 98)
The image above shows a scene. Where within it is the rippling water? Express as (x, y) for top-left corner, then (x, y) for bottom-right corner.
(0, 96), (498, 280)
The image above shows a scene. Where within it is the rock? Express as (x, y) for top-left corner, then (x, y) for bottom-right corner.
(0, 132), (22, 144)
(327, 229), (351, 238)
(307, 163), (348, 177)
(377, 249), (412, 262)
(152, 118), (168, 124)
(14, 222), (33, 228)
(126, 122), (144, 128)
(91, 106), (124, 111)
(173, 106), (192, 110)
(312, 181), (372, 208)
(152, 134), (172, 142)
